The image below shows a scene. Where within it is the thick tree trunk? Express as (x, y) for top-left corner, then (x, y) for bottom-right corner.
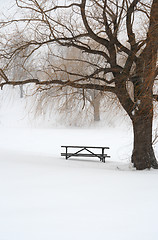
(132, 112), (158, 170)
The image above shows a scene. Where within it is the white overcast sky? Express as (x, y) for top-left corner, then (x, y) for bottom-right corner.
(0, 0), (11, 8)
(0, 0), (16, 15)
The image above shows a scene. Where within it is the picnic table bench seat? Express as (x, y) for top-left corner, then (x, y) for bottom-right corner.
(61, 146), (110, 163)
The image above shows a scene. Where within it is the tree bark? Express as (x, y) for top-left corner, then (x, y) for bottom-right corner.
(132, 111), (158, 170)
(131, 0), (158, 170)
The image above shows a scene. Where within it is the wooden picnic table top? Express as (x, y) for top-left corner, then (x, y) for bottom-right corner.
(61, 146), (110, 149)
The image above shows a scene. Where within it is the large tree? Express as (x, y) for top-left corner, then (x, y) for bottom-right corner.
(0, 0), (158, 170)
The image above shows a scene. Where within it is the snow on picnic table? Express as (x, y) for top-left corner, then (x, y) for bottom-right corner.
(0, 127), (158, 240)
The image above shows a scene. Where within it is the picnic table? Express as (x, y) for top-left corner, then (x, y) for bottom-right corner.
(61, 145), (110, 162)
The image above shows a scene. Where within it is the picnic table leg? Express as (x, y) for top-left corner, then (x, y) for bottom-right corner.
(66, 147), (68, 159)
(102, 148), (105, 163)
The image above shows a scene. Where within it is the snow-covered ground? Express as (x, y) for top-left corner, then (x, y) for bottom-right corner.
(0, 89), (158, 240)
